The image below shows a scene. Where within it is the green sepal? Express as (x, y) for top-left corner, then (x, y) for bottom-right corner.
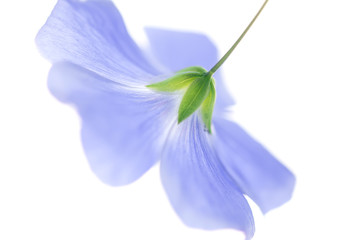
(178, 74), (212, 124)
(176, 66), (207, 74)
(146, 66), (207, 92)
(200, 80), (216, 133)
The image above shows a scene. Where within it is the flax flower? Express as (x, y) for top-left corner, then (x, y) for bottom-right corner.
(36, 0), (295, 239)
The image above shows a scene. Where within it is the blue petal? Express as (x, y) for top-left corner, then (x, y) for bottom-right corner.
(36, 0), (159, 86)
(145, 28), (235, 109)
(213, 118), (296, 213)
(48, 62), (177, 185)
(161, 115), (254, 239)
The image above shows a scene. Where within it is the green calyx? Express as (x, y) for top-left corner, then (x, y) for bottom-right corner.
(146, 66), (207, 92)
(177, 73), (213, 126)
(146, 66), (215, 133)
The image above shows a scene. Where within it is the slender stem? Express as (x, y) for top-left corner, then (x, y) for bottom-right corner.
(208, 0), (269, 75)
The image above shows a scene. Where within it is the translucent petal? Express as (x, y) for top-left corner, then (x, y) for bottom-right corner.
(36, 0), (159, 86)
(161, 115), (255, 239)
(145, 28), (235, 109)
(48, 62), (177, 185)
(213, 118), (296, 213)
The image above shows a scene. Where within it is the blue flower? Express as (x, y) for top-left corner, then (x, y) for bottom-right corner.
(36, 0), (295, 239)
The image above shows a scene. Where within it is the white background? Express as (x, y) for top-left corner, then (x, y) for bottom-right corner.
(1, 0), (359, 239)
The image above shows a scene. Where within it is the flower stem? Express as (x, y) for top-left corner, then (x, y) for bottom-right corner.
(208, 0), (269, 75)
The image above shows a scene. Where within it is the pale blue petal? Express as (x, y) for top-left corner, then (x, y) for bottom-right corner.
(48, 62), (177, 185)
(145, 28), (235, 109)
(36, 0), (159, 86)
(161, 115), (254, 239)
(213, 118), (296, 213)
